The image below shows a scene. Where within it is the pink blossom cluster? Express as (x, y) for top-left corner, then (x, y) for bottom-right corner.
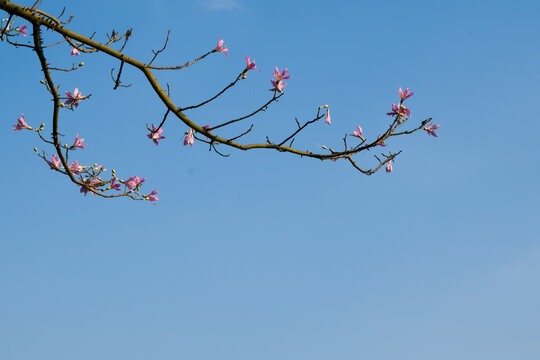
(350, 126), (364, 140)
(12, 114), (30, 130)
(147, 125), (166, 145)
(269, 66), (291, 93)
(18, 24), (27, 37)
(65, 88), (83, 108)
(72, 133), (87, 149)
(215, 37), (228, 56)
(386, 87), (414, 118)
(386, 87), (440, 137)
(425, 124), (440, 137)
(80, 177), (101, 196)
(245, 56), (261, 71)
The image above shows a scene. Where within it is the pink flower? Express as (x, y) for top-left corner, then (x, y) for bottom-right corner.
(72, 133), (87, 149)
(19, 24), (27, 37)
(147, 190), (159, 204)
(184, 129), (195, 146)
(110, 177), (121, 191)
(425, 124), (440, 137)
(215, 37), (229, 56)
(13, 113), (30, 131)
(325, 108), (331, 125)
(80, 177), (101, 196)
(245, 56), (261, 71)
(272, 66), (291, 82)
(65, 88), (83, 108)
(269, 79), (286, 93)
(71, 48), (80, 56)
(47, 154), (62, 170)
(386, 160), (393, 173)
(386, 103), (411, 117)
(69, 160), (83, 175)
(398, 87), (414, 101)
(350, 126), (364, 139)
(125, 176), (145, 191)
(377, 134), (387, 147)
(147, 125), (166, 145)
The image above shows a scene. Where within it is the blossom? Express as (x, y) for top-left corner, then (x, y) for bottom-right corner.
(147, 190), (159, 204)
(350, 126), (364, 139)
(47, 154), (62, 170)
(19, 24), (27, 37)
(398, 87), (414, 101)
(184, 129), (195, 146)
(386, 160), (393, 173)
(80, 177), (101, 196)
(110, 177), (121, 191)
(386, 103), (411, 117)
(147, 125), (166, 145)
(245, 56), (261, 71)
(325, 108), (331, 125)
(125, 176), (145, 190)
(425, 124), (440, 137)
(69, 160), (83, 175)
(377, 133), (387, 147)
(215, 37), (229, 56)
(71, 48), (80, 56)
(269, 79), (286, 92)
(65, 88), (83, 108)
(272, 66), (291, 82)
(72, 133), (87, 149)
(13, 113), (30, 131)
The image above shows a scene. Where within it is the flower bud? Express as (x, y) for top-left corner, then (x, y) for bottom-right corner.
(33, 147), (38, 153)
(79, 62), (85, 67)
(40, 80), (45, 84)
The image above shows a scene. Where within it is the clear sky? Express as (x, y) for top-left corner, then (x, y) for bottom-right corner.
(1, 0), (540, 359)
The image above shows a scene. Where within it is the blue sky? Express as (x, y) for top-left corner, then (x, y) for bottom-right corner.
(1, 0), (540, 359)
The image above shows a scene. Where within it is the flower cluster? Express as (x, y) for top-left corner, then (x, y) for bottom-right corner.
(18, 24), (27, 37)
(65, 88), (84, 108)
(387, 87), (414, 118)
(425, 124), (440, 137)
(350, 126), (364, 140)
(12, 114), (31, 131)
(147, 124), (166, 145)
(245, 56), (261, 71)
(72, 133), (87, 149)
(269, 66), (291, 93)
(215, 37), (228, 56)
